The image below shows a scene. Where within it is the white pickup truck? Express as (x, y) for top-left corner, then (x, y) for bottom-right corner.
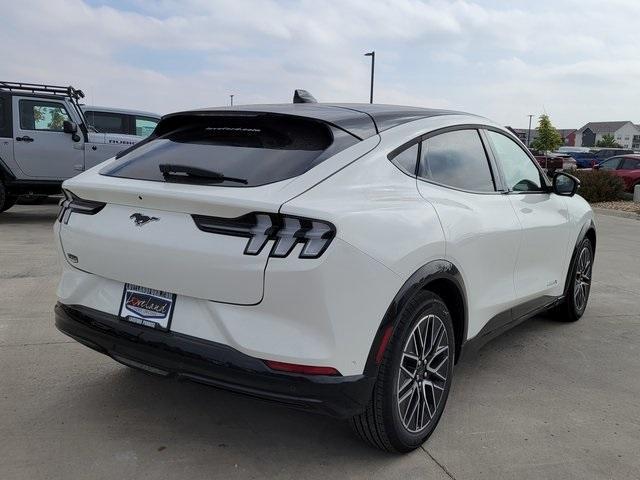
(0, 82), (159, 212)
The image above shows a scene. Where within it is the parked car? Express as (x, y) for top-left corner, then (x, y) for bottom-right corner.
(595, 154), (640, 192)
(54, 95), (595, 453)
(590, 148), (634, 162)
(565, 151), (598, 169)
(82, 106), (160, 138)
(558, 146), (590, 154)
(534, 153), (563, 171)
(533, 152), (576, 172)
(0, 81), (150, 213)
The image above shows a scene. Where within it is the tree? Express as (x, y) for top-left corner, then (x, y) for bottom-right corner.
(596, 134), (622, 148)
(530, 114), (563, 152)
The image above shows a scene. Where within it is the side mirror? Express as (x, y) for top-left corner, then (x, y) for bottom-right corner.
(592, 163), (600, 170)
(63, 120), (78, 134)
(553, 172), (580, 197)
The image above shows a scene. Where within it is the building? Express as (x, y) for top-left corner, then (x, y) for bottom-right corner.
(575, 121), (640, 149)
(508, 128), (576, 147)
(558, 129), (576, 146)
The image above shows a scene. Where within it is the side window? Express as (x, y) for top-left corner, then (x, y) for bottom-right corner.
(19, 100), (71, 132)
(418, 129), (495, 192)
(620, 158), (640, 170)
(486, 130), (543, 192)
(599, 158), (620, 170)
(0, 98), (4, 129)
(135, 116), (159, 137)
(389, 142), (419, 175)
(85, 111), (127, 134)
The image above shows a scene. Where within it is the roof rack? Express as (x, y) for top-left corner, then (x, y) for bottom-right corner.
(0, 81), (85, 101)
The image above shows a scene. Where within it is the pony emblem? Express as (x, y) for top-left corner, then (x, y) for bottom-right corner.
(130, 213), (159, 227)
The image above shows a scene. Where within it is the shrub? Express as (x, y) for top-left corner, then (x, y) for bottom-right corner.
(571, 169), (625, 203)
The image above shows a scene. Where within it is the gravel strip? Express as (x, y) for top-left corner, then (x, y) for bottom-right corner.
(592, 201), (640, 215)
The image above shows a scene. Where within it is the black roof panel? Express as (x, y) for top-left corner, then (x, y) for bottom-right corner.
(327, 104), (464, 134)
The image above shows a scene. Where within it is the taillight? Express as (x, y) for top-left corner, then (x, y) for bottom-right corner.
(263, 360), (341, 376)
(58, 190), (106, 224)
(192, 213), (336, 259)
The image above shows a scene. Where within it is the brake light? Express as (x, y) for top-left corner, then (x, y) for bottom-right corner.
(264, 360), (341, 376)
(192, 213), (336, 259)
(58, 190), (106, 224)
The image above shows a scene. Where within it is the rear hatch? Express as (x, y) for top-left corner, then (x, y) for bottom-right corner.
(58, 110), (368, 305)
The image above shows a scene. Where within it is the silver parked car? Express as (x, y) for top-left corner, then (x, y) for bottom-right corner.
(0, 81), (160, 213)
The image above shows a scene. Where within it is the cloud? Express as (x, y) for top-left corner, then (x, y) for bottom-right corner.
(2, 0), (640, 127)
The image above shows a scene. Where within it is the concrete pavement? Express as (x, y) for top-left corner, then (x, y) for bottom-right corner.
(1, 204), (638, 479)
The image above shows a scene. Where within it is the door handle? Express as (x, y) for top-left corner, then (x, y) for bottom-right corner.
(16, 136), (34, 143)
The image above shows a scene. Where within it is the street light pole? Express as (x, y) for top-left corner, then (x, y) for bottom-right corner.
(364, 51), (375, 104)
(230, 95), (234, 106)
(527, 114), (534, 147)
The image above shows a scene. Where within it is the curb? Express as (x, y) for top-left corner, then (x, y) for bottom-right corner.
(592, 207), (640, 220)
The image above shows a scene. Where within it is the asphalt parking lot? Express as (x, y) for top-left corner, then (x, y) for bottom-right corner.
(1, 204), (638, 480)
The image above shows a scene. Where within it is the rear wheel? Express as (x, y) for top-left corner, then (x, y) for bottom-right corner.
(0, 183), (17, 213)
(350, 291), (454, 452)
(553, 237), (593, 322)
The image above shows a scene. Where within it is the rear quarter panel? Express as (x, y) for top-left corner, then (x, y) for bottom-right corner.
(281, 138), (446, 280)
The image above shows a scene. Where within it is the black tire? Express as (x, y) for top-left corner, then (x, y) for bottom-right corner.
(553, 237), (594, 322)
(0, 183), (17, 213)
(350, 291), (455, 453)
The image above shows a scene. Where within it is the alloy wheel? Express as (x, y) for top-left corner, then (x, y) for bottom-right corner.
(396, 314), (450, 433)
(574, 245), (592, 312)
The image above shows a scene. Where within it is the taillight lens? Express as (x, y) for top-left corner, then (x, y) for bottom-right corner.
(264, 360), (341, 376)
(58, 190), (106, 224)
(192, 212), (336, 259)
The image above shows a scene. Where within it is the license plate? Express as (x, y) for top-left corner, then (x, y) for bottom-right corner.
(119, 283), (176, 330)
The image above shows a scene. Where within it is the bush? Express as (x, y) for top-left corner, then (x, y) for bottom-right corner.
(571, 169), (625, 203)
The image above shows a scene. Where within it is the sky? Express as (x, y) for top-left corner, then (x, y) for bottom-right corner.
(2, 0), (639, 128)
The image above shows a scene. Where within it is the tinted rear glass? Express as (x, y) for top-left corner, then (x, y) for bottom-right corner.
(85, 111), (128, 134)
(101, 114), (357, 187)
(419, 129), (495, 192)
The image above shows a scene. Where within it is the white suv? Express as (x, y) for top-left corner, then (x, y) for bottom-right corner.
(54, 100), (595, 452)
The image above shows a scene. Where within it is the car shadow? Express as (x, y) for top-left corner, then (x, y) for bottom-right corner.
(38, 362), (410, 474)
(0, 205), (59, 225)
(39, 312), (566, 468)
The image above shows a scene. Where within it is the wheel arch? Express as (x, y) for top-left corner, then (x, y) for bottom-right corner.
(563, 219), (596, 296)
(364, 259), (468, 378)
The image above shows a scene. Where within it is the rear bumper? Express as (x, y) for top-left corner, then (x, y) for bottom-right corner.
(55, 303), (375, 418)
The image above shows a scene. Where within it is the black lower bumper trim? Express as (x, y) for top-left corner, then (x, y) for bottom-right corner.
(55, 303), (375, 418)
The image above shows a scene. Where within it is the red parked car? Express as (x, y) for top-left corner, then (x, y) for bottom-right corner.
(596, 155), (640, 192)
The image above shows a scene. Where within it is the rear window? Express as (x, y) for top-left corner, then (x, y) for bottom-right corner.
(135, 116), (158, 137)
(85, 111), (128, 134)
(101, 114), (357, 187)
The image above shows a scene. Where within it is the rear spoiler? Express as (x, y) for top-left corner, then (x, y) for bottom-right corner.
(115, 109), (376, 161)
